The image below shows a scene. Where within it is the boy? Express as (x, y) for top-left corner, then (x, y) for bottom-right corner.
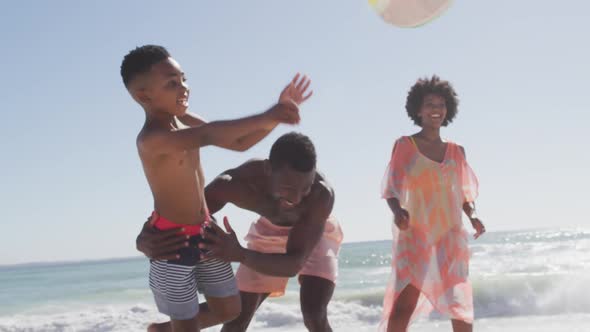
(120, 45), (312, 332)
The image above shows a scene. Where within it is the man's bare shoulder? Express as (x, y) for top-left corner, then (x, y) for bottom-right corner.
(226, 158), (266, 179)
(288, 171), (334, 237)
(212, 159), (265, 192)
(303, 170), (334, 215)
(313, 170), (334, 201)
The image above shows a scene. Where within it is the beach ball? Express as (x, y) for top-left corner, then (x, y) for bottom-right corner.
(369, 0), (453, 28)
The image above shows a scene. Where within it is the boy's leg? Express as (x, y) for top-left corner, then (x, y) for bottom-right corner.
(149, 292), (263, 332)
(299, 275), (335, 332)
(194, 256), (241, 327)
(147, 294), (240, 332)
(149, 260), (201, 332)
(148, 295), (241, 332)
(147, 232), (240, 332)
(198, 294), (241, 328)
(170, 317), (200, 332)
(221, 291), (270, 332)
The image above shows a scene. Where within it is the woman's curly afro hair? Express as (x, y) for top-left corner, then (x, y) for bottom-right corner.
(405, 75), (459, 127)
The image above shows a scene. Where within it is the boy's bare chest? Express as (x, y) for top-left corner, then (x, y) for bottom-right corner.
(173, 150), (200, 169)
(149, 150), (204, 187)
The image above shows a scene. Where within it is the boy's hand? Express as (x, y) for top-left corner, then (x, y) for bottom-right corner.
(267, 102), (300, 124)
(136, 219), (189, 260)
(279, 73), (313, 106)
(394, 209), (410, 230)
(471, 218), (486, 239)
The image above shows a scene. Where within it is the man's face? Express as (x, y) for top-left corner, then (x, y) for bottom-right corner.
(269, 165), (316, 210)
(143, 57), (190, 116)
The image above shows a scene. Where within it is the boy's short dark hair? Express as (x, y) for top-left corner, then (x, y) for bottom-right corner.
(269, 132), (317, 173)
(120, 45), (170, 87)
(405, 75), (459, 127)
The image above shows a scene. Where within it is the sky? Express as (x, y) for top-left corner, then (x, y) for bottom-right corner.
(1, 0), (589, 265)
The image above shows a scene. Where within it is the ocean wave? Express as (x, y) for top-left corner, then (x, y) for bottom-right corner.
(0, 304), (159, 332)
(333, 271), (590, 318)
(2, 274), (589, 332)
(3, 229), (589, 330)
(478, 228), (590, 245)
(472, 273), (590, 317)
(0, 301), (381, 332)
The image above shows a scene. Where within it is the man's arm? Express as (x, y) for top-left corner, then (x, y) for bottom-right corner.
(135, 217), (190, 260)
(205, 165), (259, 215)
(240, 216), (327, 277)
(202, 185), (334, 277)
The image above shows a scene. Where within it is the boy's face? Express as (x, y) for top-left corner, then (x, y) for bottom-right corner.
(268, 165), (316, 210)
(418, 93), (447, 128)
(142, 57), (190, 116)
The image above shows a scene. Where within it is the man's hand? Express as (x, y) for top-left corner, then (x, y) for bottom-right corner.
(470, 218), (486, 239)
(136, 219), (189, 260)
(279, 73), (313, 106)
(199, 217), (245, 263)
(394, 208), (410, 230)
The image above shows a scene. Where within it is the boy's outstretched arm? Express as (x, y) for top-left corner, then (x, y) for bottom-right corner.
(141, 74), (312, 153)
(177, 112), (207, 127)
(141, 100), (292, 153)
(222, 73), (313, 151)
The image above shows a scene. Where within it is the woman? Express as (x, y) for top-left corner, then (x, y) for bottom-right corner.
(380, 76), (486, 332)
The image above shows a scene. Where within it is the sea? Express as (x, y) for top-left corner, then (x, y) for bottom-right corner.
(1, 228), (590, 331)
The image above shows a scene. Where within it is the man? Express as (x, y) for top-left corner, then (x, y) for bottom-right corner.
(138, 132), (343, 332)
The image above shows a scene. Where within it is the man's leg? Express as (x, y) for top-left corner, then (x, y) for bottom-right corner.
(299, 275), (335, 332)
(221, 291), (270, 332)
